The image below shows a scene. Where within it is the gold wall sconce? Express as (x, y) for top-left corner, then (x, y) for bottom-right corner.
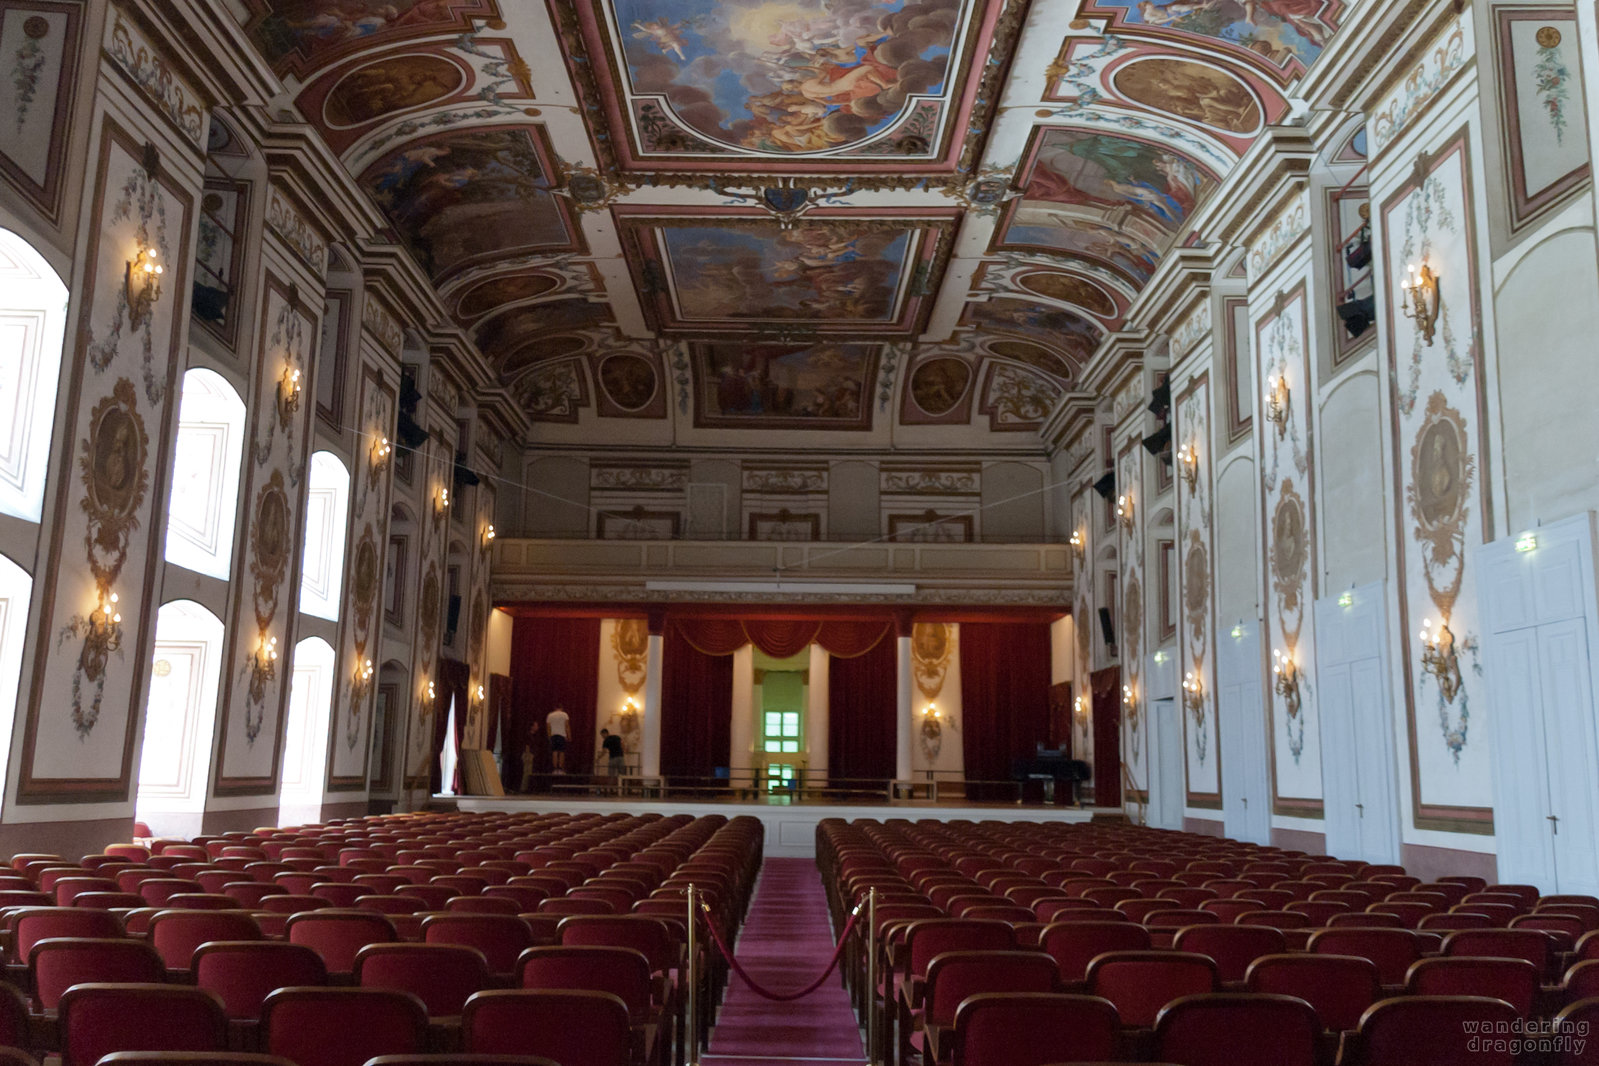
(249, 634), (279, 701)
(88, 591), (123, 655)
(1271, 647), (1302, 717)
(1418, 616), (1463, 702)
(1401, 261), (1441, 345)
(1116, 494), (1135, 533)
(352, 657), (374, 705)
(434, 486), (450, 521)
(1122, 682), (1136, 711)
(1176, 441), (1199, 492)
(1264, 373), (1291, 437)
(277, 365), (302, 427)
(1073, 695), (1089, 730)
(126, 245), (164, 330)
(425, 679), (436, 703)
(482, 523), (496, 549)
(1069, 529), (1085, 567)
(371, 435), (391, 469)
(474, 682), (486, 704)
(1182, 670), (1205, 716)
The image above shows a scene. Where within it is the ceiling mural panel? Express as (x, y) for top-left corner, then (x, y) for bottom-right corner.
(619, 209), (952, 335)
(232, 0), (1343, 443)
(996, 126), (1218, 285)
(359, 125), (581, 281)
(694, 340), (878, 429)
(1072, 0), (1339, 82)
(559, 0), (1016, 171)
(246, 0), (504, 77)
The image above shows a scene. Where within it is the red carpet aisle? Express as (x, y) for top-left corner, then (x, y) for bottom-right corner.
(704, 857), (867, 1066)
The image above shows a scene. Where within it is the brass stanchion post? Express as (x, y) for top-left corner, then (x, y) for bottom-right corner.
(866, 886), (878, 1066)
(687, 884), (699, 1066)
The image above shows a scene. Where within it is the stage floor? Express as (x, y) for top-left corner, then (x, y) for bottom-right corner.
(452, 795), (1107, 858)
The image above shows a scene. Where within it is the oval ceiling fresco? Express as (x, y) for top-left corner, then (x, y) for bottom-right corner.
(1111, 56), (1263, 135)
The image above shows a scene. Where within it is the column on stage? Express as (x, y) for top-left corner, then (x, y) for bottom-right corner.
(806, 643), (830, 789)
(895, 613), (914, 783)
(640, 616), (665, 777)
(729, 645), (756, 785)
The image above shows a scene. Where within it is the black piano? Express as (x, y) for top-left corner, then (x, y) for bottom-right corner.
(1011, 745), (1091, 805)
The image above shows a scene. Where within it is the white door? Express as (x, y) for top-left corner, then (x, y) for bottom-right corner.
(1149, 698), (1184, 830)
(1314, 583), (1401, 865)
(1218, 622), (1271, 844)
(1479, 513), (1599, 895)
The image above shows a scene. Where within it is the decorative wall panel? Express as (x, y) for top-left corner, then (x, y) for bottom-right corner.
(1379, 129), (1494, 833)
(17, 118), (193, 803)
(1118, 441), (1147, 798)
(0, 1), (83, 225)
(1254, 285), (1323, 815)
(1494, 8), (1591, 232)
(1174, 374), (1219, 806)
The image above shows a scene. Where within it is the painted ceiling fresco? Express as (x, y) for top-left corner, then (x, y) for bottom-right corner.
(239, 0), (1340, 436)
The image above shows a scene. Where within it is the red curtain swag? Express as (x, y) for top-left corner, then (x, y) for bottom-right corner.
(674, 617), (891, 659)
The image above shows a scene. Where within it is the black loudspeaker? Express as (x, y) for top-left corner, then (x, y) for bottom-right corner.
(445, 594), (461, 638)
(1092, 472), (1116, 500)
(1142, 424), (1172, 457)
(396, 410), (429, 449)
(1147, 377), (1171, 419)
(453, 458), (481, 487)
(1098, 606), (1116, 646)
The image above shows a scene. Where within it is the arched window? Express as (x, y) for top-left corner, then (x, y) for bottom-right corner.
(0, 553), (33, 818)
(135, 600), (224, 837)
(300, 451), (350, 621)
(0, 227), (68, 523)
(278, 636), (334, 825)
(164, 369), (246, 579)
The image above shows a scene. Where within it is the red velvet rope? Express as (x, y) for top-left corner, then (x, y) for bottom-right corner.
(699, 907), (860, 1001)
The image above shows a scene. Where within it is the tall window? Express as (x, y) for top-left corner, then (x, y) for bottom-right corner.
(0, 553), (33, 818)
(135, 600), (224, 836)
(164, 369), (246, 579)
(278, 636), (334, 824)
(0, 227), (68, 523)
(300, 451), (350, 620)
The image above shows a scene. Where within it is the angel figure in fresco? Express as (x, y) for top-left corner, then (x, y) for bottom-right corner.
(1242, 0), (1330, 46)
(631, 18), (690, 60)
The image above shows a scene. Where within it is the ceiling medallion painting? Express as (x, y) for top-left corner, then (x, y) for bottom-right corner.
(619, 209), (952, 335)
(961, 297), (1101, 367)
(1073, 0), (1339, 81)
(1015, 270), (1119, 318)
(562, 0), (1015, 171)
(998, 127), (1218, 285)
(901, 356), (975, 424)
(359, 126), (580, 281)
(694, 340), (877, 430)
(246, 0), (503, 77)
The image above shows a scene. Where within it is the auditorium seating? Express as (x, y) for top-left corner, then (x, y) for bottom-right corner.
(0, 811), (760, 1066)
(818, 816), (1593, 1066)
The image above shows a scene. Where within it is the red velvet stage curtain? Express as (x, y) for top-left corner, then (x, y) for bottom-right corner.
(509, 616), (602, 777)
(430, 658), (470, 793)
(660, 623), (733, 780)
(672, 617), (891, 659)
(959, 621), (1053, 801)
(827, 633), (897, 782)
(816, 619), (891, 658)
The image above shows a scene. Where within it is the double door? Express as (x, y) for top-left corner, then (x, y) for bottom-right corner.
(1217, 622), (1271, 844)
(1479, 514), (1599, 896)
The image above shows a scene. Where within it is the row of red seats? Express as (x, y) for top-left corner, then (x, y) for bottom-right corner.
(820, 817), (1598, 1066)
(0, 811), (764, 1066)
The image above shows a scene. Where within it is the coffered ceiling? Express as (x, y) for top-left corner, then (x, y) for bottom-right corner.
(236, 0), (1345, 446)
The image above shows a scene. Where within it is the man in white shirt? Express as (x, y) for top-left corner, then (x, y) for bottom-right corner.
(546, 706), (571, 773)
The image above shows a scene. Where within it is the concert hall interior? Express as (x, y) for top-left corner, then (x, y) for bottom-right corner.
(1, 0), (1599, 1060)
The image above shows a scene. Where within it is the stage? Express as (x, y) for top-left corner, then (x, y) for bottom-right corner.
(451, 795), (1108, 858)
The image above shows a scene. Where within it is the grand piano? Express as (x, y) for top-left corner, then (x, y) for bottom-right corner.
(1012, 745), (1092, 805)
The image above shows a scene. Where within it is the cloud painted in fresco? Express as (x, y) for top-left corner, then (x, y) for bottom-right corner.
(616, 0), (960, 152)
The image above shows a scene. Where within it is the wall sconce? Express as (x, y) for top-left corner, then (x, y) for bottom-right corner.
(277, 364), (302, 427)
(371, 435), (391, 469)
(1073, 695), (1089, 730)
(125, 244), (164, 329)
(1271, 647), (1302, 717)
(1116, 494), (1135, 533)
(482, 523), (496, 549)
(1264, 372), (1291, 437)
(86, 590), (123, 657)
(351, 657), (374, 706)
(474, 682), (486, 703)
(426, 679), (436, 702)
(434, 486), (450, 520)
(1418, 616), (1463, 703)
(1068, 529), (1085, 567)
(620, 695), (640, 724)
(1121, 682), (1136, 710)
(1401, 261), (1441, 345)
(1176, 441), (1199, 492)
(248, 634), (279, 702)
(1182, 670), (1204, 716)
(922, 702), (941, 721)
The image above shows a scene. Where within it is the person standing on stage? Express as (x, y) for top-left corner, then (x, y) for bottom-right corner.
(546, 706), (570, 773)
(600, 728), (626, 777)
